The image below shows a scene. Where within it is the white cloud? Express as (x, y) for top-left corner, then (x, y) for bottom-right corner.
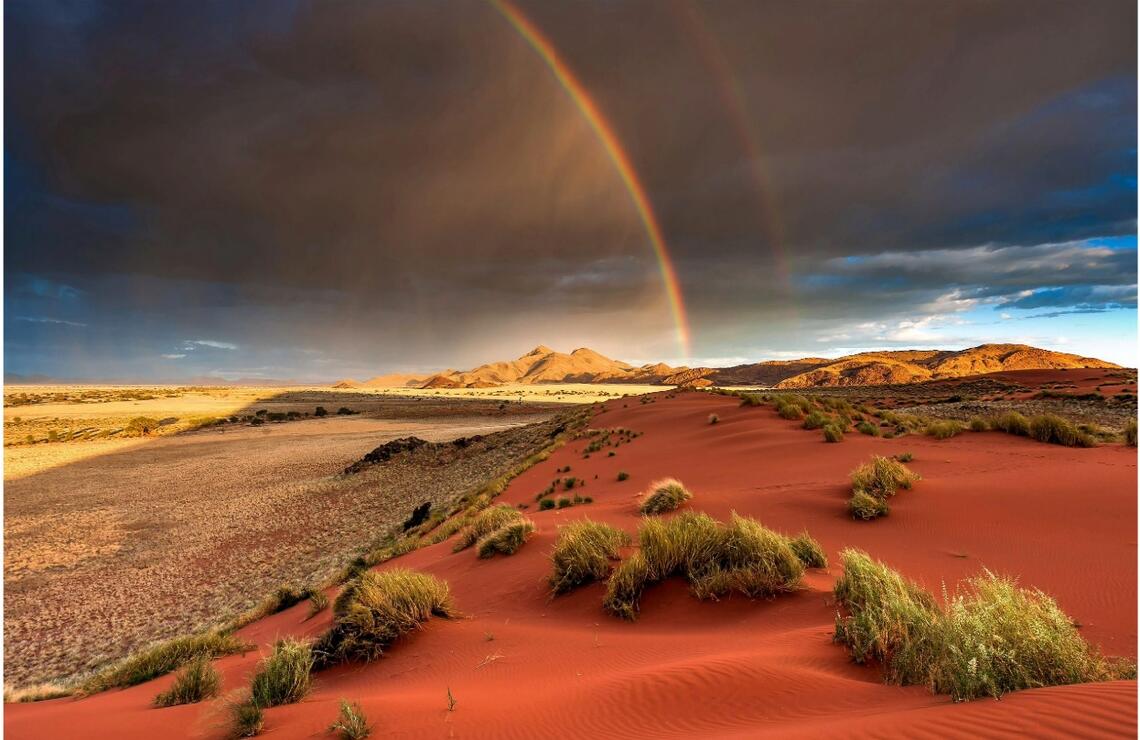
(160, 353), (187, 359)
(184, 339), (239, 350)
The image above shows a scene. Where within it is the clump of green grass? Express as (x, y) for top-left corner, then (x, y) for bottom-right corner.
(638, 478), (692, 515)
(1126, 418), (1137, 446)
(855, 421), (878, 436)
(80, 630), (249, 694)
(249, 639), (313, 708)
(453, 505), (526, 552)
(848, 491), (889, 520)
(822, 424), (844, 443)
(833, 549), (1134, 701)
(616, 471), (630, 482)
(476, 518), (535, 558)
(777, 403), (805, 420)
(330, 699), (372, 739)
(538, 498), (555, 510)
(851, 456), (919, 499)
(308, 591), (330, 618)
(1028, 414), (1096, 447)
(315, 569), (455, 665)
(925, 420), (965, 439)
(602, 512), (805, 619)
(230, 699), (264, 737)
(895, 452), (913, 462)
(969, 417), (988, 432)
(153, 655), (221, 707)
(549, 519), (630, 595)
(738, 393), (764, 407)
(789, 532), (828, 568)
(802, 410), (829, 430)
(989, 411), (1031, 436)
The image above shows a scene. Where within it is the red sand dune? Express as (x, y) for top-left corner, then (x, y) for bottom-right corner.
(6, 391), (1136, 738)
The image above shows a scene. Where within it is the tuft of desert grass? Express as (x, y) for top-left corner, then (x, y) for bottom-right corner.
(80, 631), (249, 695)
(851, 456), (919, 499)
(855, 421), (878, 436)
(988, 411), (1030, 436)
(833, 549), (1134, 701)
(548, 519), (630, 595)
(249, 638), (313, 708)
(476, 519), (535, 558)
(822, 424), (844, 443)
(708, 413), (719, 425)
(4, 682), (74, 703)
(453, 505), (526, 552)
(848, 491), (889, 520)
(638, 478), (692, 515)
(789, 532), (828, 568)
(229, 699), (264, 737)
(1028, 414), (1096, 448)
(153, 655), (221, 707)
(330, 698), (372, 739)
(925, 420), (965, 440)
(1126, 418), (1138, 447)
(603, 512), (806, 619)
(777, 403), (805, 420)
(308, 590), (330, 618)
(969, 417), (988, 432)
(803, 411), (829, 430)
(315, 569), (455, 666)
(616, 470), (630, 482)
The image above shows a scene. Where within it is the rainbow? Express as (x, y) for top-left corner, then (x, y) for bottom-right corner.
(489, 0), (691, 359)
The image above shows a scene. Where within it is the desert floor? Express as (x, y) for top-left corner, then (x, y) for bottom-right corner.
(5, 389), (1135, 738)
(4, 390), (556, 685)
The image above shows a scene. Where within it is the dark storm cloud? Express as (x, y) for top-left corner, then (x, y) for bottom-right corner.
(4, 0), (1136, 377)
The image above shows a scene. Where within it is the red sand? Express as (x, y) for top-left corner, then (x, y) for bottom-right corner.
(7, 391), (1137, 738)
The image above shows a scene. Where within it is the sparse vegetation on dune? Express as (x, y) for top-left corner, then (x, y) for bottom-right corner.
(851, 456), (919, 499)
(1126, 418), (1138, 446)
(848, 490), (889, 520)
(638, 478), (692, 515)
(249, 639), (314, 708)
(822, 424), (844, 443)
(476, 518), (535, 558)
(229, 699), (264, 737)
(789, 532), (828, 568)
(453, 505), (529, 553)
(314, 569), (455, 666)
(80, 630), (249, 695)
(549, 520), (630, 595)
(925, 420), (965, 439)
(1028, 414), (1097, 447)
(833, 549), (1135, 701)
(330, 699), (372, 739)
(153, 655), (221, 707)
(602, 512), (811, 620)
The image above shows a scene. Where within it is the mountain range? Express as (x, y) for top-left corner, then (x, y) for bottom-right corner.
(335, 343), (1120, 390)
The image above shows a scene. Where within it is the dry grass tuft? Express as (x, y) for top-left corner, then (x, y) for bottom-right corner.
(851, 456), (919, 499)
(330, 698), (372, 739)
(249, 638), (313, 708)
(80, 631), (248, 695)
(153, 655), (221, 707)
(638, 478), (692, 515)
(849, 491), (889, 520)
(549, 520), (630, 595)
(476, 519), (536, 558)
(315, 569), (455, 666)
(453, 505), (526, 552)
(229, 699), (264, 737)
(789, 532), (828, 568)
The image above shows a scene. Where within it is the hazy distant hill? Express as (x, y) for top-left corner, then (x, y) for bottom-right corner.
(336, 343), (1120, 390)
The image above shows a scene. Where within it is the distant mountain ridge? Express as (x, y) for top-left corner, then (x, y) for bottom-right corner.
(335, 343), (1120, 390)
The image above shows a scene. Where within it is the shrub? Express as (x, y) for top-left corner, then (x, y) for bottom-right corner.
(1126, 419), (1138, 446)
(638, 478), (692, 515)
(855, 421), (878, 436)
(989, 411), (1030, 436)
(230, 699), (264, 737)
(708, 413), (719, 425)
(250, 639), (313, 707)
(604, 512), (805, 619)
(925, 420), (965, 440)
(336, 407), (354, 415)
(777, 403), (804, 420)
(315, 406), (328, 417)
(833, 549), (1134, 701)
(616, 471), (630, 482)
(548, 520), (630, 594)
(850, 456), (918, 499)
(81, 631), (248, 694)
(738, 394), (764, 407)
(308, 591), (330, 618)
(556, 497), (572, 509)
(330, 699), (372, 739)
(1028, 414), (1096, 448)
(849, 491), (889, 520)
(803, 411), (829, 430)
(969, 417), (988, 432)
(789, 532), (828, 568)
(453, 505), (525, 552)
(153, 656), (221, 707)
(476, 519), (535, 558)
(822, 424), (844, 443)
(315, 569), (455, 665)
(538, 498), (555, 510)
(125, 416), (161, 436)
(895, 452), (913, 463)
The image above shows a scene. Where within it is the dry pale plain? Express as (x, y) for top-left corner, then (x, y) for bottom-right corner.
(6, 389), (1135, 738)
(3, 385), (577, 685)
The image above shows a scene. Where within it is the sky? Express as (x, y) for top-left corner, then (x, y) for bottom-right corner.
(4, 0), (1137, 381)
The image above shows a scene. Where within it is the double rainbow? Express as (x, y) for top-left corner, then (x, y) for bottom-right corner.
(490, 0), (691, 359)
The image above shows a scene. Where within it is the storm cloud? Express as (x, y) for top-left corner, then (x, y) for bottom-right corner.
(4, 0), (1136, 377)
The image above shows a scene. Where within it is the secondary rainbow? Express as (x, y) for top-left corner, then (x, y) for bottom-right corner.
(489, 0), (691, 359)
